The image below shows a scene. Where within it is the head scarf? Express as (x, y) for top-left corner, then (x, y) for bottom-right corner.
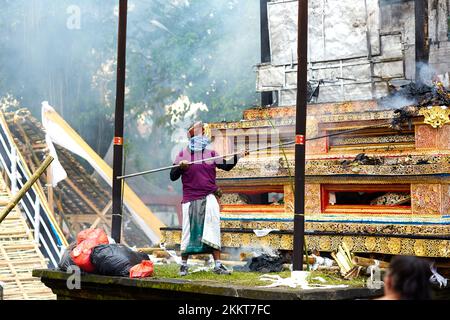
(187, 121), (205, 138)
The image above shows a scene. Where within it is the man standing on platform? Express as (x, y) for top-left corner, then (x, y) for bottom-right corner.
(170, 121), (247, 276)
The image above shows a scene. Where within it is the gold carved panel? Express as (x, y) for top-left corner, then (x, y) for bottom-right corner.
(411, 184), (442, 215)
(442, 184), (450, 215)
(415, 124), (438, 149)
(284, 184), (321, 215)
(306, 139), (327, 155)
(305, 184), (322, 215)
(283, 185), (294, 214)
(438, 124), (450, 149)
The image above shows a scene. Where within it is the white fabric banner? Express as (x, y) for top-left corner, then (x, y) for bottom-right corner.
(45, 133), (67, 187)
(42, 101), (92, 162)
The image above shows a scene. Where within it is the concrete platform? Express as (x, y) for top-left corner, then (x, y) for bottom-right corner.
(33, 269), (384, 300)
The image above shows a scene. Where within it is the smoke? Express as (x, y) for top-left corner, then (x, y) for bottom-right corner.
(0, 1), (261, 231)
(379, 93), (417, 110)
(119, 0), (261, 197)
(379, 63), (445, 109)
(416, 62), (439, 86)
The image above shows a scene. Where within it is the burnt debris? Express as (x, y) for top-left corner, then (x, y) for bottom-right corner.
(391, 105), (418, 131)
(233, 253), (286, 273)
(341, 153), (382, 167)
(384, 81), (450, 131)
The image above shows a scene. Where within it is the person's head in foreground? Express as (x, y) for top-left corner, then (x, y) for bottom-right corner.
(380, 255), (432, 300)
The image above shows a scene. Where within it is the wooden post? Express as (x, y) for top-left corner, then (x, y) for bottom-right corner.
(0, 156), (54, 224)
(260, 0), (273, 106)
(112, 0), (128, 243)
(293, 0), (308, 271)
(415, 0), (429, 81)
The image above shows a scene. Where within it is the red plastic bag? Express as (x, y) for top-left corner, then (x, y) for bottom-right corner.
(77, 228), (109, 245)
(70, 239), (98, 273)
(129, 260), (154, 278)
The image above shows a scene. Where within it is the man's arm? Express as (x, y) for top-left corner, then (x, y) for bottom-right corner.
(216, 154), (239, 171)
(170, 160), (190, 181)
(170, 166), (182, 181)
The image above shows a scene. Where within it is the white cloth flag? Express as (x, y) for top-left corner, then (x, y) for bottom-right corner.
(42, 101), (91, 161)
(42, 101), (68, 187)
(45, 133), (67, 187)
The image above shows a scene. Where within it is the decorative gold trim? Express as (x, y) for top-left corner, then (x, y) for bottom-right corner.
(203, 122), (212, 140)
(419, 106), (450, 128)
(161, 230), (450, 258)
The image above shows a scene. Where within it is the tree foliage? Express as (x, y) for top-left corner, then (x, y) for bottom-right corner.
(0, 0), (260, 192)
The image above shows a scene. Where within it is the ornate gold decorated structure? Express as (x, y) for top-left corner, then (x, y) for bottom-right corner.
(161, 0), (450, 259)
(161, 100), (450, 258)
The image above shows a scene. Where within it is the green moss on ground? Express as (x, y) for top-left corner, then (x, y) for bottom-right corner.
(152, 264), (366, 288)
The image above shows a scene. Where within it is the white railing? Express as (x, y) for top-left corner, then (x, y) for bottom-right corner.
(0, 113), (66, 268)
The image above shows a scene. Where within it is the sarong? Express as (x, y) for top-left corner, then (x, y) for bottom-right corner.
(181, 194), (221, 255)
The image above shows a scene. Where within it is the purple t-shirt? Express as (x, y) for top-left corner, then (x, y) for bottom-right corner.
(174, 148), (220, 203)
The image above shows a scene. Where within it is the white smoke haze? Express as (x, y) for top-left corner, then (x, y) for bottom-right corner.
(379, 62), (448, 110)
(166, 95), (210, 161)
(0, 1), (260, 203)
(381, 94), (417, 109)
(416, 62), (439, 85)
(170, 0), (190, 8)
(0, 2), (263, 237)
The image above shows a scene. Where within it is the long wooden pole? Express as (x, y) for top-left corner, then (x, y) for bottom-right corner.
(293, 0), (308, 271)
(0, 156), (54, 224)
(117, 140), (296, 180)
(117, 119), (392, 180)
(111, 0), (128, 243)
(260, 0), (273, 106)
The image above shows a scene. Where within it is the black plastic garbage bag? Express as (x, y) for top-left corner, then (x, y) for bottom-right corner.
(90, 244), (150, 277)
(58, 242), (77, 272)
(234, 254), (285, 273)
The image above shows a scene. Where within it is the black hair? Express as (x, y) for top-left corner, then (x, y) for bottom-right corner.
(389, 255), (432, 300)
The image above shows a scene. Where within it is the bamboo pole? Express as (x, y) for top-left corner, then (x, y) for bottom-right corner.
(46, 166), (54, 217)
(352, 256), (390, 269)
(0, 156), (54, 224)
